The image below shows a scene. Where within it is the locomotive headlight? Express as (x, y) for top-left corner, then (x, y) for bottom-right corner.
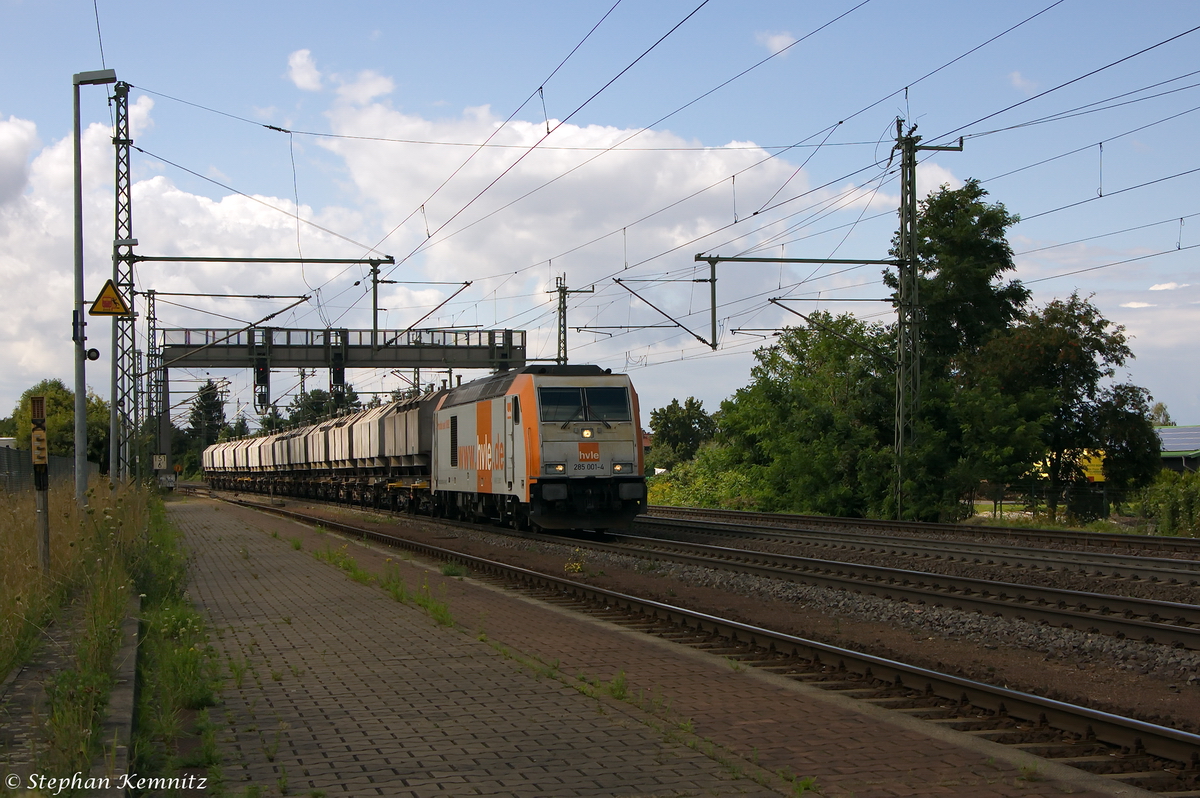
(580, 428), (594, 439)
(546, 463), (566, 474)
(612, 462), (634, 473)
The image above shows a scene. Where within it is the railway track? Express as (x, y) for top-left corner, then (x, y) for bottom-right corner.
(219, 495), (1200, 793)
(599, 532), (1200, 650)
(648, 505), (1200, 557)
(633, 516), (1200, 587)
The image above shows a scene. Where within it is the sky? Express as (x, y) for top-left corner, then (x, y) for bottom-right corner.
(2, 0), (1199, 431)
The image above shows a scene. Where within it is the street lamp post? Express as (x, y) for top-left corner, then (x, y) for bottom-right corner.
(73, 68), (117, 504)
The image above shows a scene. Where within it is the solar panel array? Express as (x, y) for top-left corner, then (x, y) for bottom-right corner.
(1157, 426), (1200, 453)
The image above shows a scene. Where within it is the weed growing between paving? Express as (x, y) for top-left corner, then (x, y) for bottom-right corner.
(308, 541), (458, 627)
(313, 543), (373, 584)
(439, 561), (467, 577)
(130, 496), (222, 794)
(482, 643), (820, 796)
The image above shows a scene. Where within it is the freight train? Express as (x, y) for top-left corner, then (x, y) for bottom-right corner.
(202, 365), (647, 530)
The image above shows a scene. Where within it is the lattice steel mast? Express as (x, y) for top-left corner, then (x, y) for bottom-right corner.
(893, 120), (961, 518)
(110, 81), (137, 481)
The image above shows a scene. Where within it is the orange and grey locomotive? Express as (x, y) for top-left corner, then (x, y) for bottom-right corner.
(203, 365), (647, 530)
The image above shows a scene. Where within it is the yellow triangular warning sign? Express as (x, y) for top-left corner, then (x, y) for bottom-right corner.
(88, 279), (131, 316)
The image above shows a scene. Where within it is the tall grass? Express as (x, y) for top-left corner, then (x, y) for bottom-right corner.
(0, 480), (146, 688)
(0, 480), (150, 775)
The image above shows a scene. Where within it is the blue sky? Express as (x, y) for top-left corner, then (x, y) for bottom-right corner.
(2, 0), (1199, 427)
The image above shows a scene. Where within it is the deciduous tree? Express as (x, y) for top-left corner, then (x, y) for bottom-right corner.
(9, 378), (110, 471)
(647, 397), (716, 469)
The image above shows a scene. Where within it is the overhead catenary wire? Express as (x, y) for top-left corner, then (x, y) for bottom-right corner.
(117, 1), (1195, 393)
(929, 22), (1200, 146)
(131, 85), (887, 152)
(130, 145), (379, 252)
(354, 0), (882, 304)
(376, 0), (716, 269)
(1014, 211), (1200, 256)
(362, 0), (1065, 319)
(131, 0), (1061, 355)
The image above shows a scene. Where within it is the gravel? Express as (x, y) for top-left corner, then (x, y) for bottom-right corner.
(468, 529), (1200, 686)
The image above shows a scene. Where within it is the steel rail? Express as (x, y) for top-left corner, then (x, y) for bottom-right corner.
(634, 516), (1200, 584)
(604, 533), (1200, 649)
(649, 505), (1200, 556)
(224, 497), (1200, 769)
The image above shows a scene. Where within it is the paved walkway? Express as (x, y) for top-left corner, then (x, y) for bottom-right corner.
(177, 499), (781, 797)
(176, 498), (1140, 798)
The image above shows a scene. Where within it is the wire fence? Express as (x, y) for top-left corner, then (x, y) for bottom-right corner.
(0, 447), (98, 493)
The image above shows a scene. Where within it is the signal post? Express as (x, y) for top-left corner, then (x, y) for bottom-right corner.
(31, 396), (50, 574)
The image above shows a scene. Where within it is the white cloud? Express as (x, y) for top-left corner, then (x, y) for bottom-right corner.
(755, 31), (796, 55)
(336, 71), (394, 106)
(1149, 282), (1189, 291)
(287, 49), (322, 91)
(916, 162), (962, 199)
(0, 116), (39, 206)
(1009, 71), (1037, 94)
(1120, 302), (1155, 308)
(0, 79), (916, 419)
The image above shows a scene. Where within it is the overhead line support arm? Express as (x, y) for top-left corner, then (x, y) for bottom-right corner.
(613, 278), (712, 349)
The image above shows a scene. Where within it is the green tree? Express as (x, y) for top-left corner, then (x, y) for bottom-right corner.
(228, 415), (250, 438)
(718, 313), (894, 517)
(0, 416), (14, 437)
(216, 415), (250, 442)
(1096, 383), (1162, 504)
(648, 397), (716, 469)
(1150, 401), (1174, 426)
(887, 179), (1029, 379)
(259, 407), (287, 433)
(288, 389), (332, 425)
(9, 378), (110, 472)
(974, 293), (1138, 520)
(288, 386), (362, 425)
(188, 380), (227, 450)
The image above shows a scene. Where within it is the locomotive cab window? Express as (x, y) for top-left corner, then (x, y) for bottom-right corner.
(538, 386), (631, 423)
(538, 387), (584, 423)
(584, 387), (631, 422)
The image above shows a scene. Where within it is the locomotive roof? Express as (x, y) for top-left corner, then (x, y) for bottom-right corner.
(439, 364), (617, 409)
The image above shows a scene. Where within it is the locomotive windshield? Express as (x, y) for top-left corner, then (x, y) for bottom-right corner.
(584, 387), (631, 421)
(538, 387), (631, 423)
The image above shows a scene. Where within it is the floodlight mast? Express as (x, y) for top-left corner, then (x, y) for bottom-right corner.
(73, 68), (117, 504)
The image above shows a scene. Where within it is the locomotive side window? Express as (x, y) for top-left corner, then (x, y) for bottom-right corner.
(538, 387), (584, 422)
(511, 396), (520, 424)
(584, 387), (631, 422)
(449, 415), (459, 467)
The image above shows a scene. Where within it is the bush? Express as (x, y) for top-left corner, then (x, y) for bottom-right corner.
(647, 443), (762, 509)
(1139, 470), (1200, 536)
